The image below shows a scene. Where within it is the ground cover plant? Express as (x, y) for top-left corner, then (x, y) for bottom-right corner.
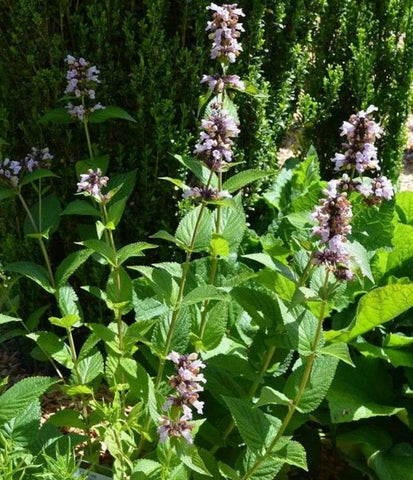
(1, 3), (413, 480)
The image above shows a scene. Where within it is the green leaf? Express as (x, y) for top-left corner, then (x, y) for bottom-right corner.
(218, 462), (241, 480)
(106, 266), (133, 311)
(89, 106), (137, 123)
(223, 397), (279, 453)
(58, 284), (81, 317)
(351, 197), (394, 250)
(160, 176), (188, 190)
(75, 154), (110, 178)
(0, 185), (15, 202)
(173, 154), (218, 189)
(6, 261), (53, 293)
(49, 314), (80, 329)
(76, 351), (104, 384)
(321, 343), (355, 367)
(284, 355), (338, 413)
(61, 200), (100, 217)
(182, 285), (229, 306)
(275, 440), (308, 471)
(223, 169), (271, 193)
(242, 450), (284, 480)
(210, 235), (230, 257)
(176, 205), (213, 252)
(152, 309), (190, 355)
(117, 242), (157, 265)
(175, 443), (212, 477)
(23, 194), (62, 238)
(48, 409), (85, 430)
(27, 331), (73, 368)
(150, 230), (179, 245)
(1, 400), (41, 446)
(107, 170), (137, 203)
(0, 314), (22, 325)
(395, 191), (413, 225)
(20, 168), (59, 186)
(201, 301), (229, 350)
(107, 197), (127, 226)
(55, 249), (93, 287)
(255, 387), (291, 408)
(345, 241), (374, 283)
(327, 358), (405, 423)
(40, 107), (74, 124)
(369, 443), (413, 480)
(131, 459), (162, 479)
(0, 377), (55, 423)
(79, 239), (116, 266)
(326, 284), (413, 343)
(218, 195), (246, 252)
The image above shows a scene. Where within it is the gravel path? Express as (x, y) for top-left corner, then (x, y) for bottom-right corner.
(399, 113), (413, 191)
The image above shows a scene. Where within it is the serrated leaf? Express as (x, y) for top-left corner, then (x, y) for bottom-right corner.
(160, 176), (188, 190)
(345, 241), (374, 282)
(152, 308), (191, 355)
(182, 285), (229, 306)
(176, 205), (213, 252)
(173, 155), (218, 189)
(275, 440), (308, 471)
(150, 230), (179, 244)
(210, 235), (230, 257)
(223, 169), (271, 193)
(176, 443), (212, 477)
(117, 242), (157, 265)
(61, 200), (100, 217)
(6, 261), (54, 293)
(58, 284), (81, 317)
(80, 239), (116, 266)
(0, 377), (55, 423)
(321, 342), (355, 366)
(48, 409), (85, 429)
(284, 355), (338, 413)
(396, 191), (413, 225)
(218, 195), (246, 252)
(201, 301), (229, 350)
(223, 397), (279, 453)
(49, 314), (80, 329)
(1, 400), (41, 446)
(255, 387), (291, 408)
(27, 331), (73, 368)
(55, 249), (93, 287)
(89, 105), (136, 123)
(77, 351), (104, 384)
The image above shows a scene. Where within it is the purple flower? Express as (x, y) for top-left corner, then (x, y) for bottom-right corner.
(0, 158), (21, 187)
(311, 186), (354, 281)
(64, 55), (101, 98)
(206, 3), (245, 63)
(77, 168), (109, 200)
(332, 105), (383, 173)
(158, 352), (206, 444)
(194, 102), (240, 171)
(23, 147), (53, 172)
(201, 74), (245, 93)
(183, 186), (232, 202)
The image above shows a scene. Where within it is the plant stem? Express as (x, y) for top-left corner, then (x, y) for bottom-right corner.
(17, 191), (56, 290)
(210, 345), (276, 455)
(82, 98), (94, 160)
(136, 171), (214, 457)
(241, 271), (331, 480)
(102, 203), (123, 352)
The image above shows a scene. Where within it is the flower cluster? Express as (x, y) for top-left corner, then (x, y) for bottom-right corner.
(23, 147), (53, 172)
(194, 103), (240, 171)
(0, 158), (22, 187)
(158, 351), (206, 445)
(0, 147), (54, 187)
(201, 74), (245, 93)
(183, 186), (232, 201)
(312, 106), (394, 281)
(64, 55), (105, 121)
(206, 3), (245, 63)
(77, 168), (109, 201)
(311, 182), (354, 281)
(332, 105), (382, 174)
